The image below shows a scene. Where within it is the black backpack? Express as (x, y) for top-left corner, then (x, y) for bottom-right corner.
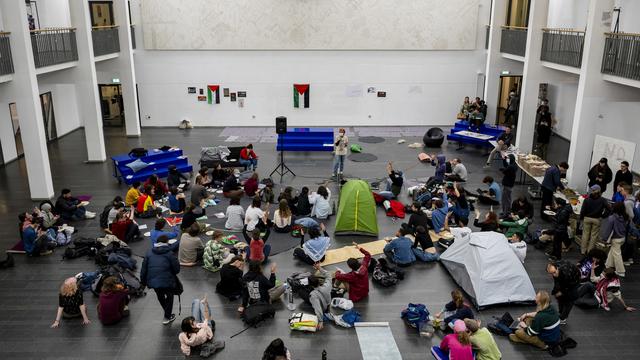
(99, 205), (113, 230)
(128, 147), (148, 158)
(63, 237), (98, 260)
(243, 303), (275, 327)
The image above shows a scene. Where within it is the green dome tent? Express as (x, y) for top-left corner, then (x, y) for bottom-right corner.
(335, 180), (379, 236)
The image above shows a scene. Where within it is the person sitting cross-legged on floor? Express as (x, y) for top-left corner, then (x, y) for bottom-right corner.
(509, 290), (560, 350)
(383, 227), (416, 267)
(179, 223), (205, 266)
(203, 230), (229, 273)
(22, 223), (55, 256)
(136, 185), (161, 218)
(412, 225), (439, 263)
(216, 256), (245, 301)
(224, 197), (245, 231)
(309, 263), (333, 331)
(55, 188), (95, 221)
(444, 158), (468, 182)
(478, 176), (501, 206)
(465, 318), (502, 360)
(144, 174), (169, 198)
(168, 186), (186, 214)
(222, 174), (244, 199)
(430, 319), (473, 360)
(243, 226), (271, 264)
(293, 223), (331, 265)
(125, 181), (141, 207)
(97, 276), (130, 326)
(334, 242), (371, 303)
(238, 262), (285, 314)
(150, 218), (179, 248)
(434, 289), (474, 329)
(110, 207), (141, 243)
(273, 199), (293, 233)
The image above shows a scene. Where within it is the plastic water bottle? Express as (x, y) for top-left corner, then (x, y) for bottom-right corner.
(285, 284), (295, 311)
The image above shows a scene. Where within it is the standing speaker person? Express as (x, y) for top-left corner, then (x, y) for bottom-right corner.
(332, 128), (348, 177)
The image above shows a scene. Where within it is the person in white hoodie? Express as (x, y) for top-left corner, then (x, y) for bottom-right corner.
(309, 185), (332, 219)
(508, 232), (527, 263)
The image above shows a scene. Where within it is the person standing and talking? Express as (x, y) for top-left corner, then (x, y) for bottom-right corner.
(333, 128), (348, 177)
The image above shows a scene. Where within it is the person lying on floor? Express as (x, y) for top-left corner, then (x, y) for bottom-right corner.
(293, 223), (331, 265)
(334, 242), (371, 303)
(498, 211), (529, 237)
(434, 289), (474, 329)
(575, 267), (636, 312)
(216, 256), (245, 301)
(238, 262), (284, 314)
(55, 188), (95, 221)
(383, 227), (416, 267)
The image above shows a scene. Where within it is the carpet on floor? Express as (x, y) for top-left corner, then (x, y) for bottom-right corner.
(358, 136), (385, 144)
(348, 153), (378, 162)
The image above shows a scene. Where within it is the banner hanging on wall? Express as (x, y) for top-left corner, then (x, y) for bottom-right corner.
(293, 84), (310, 108)
(207, 85), (220, 104)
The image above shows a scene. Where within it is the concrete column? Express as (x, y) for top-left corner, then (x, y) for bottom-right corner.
(2, 1), (55, 199)
(514, 0), (553, 152)
(69, 0), (106, 162)
(113, 0), (141, 136)
(483, 0), (525, 124)
(566, 0), (617, 189)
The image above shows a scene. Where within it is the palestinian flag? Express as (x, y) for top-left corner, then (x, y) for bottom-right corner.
(293, 84), (310, 108)
(207, 85), (220, 104)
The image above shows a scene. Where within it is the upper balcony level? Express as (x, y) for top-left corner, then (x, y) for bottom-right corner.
(540, 28), (585, 73)
(500, 26), (527, 59)
(0, 32), (15, 78)
(601, 32), (640, 85)
(30, 28), (78, 70)
(92, 25), (120, 58)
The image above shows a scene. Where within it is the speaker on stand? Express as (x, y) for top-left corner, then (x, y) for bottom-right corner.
(270, 116), (296, 179)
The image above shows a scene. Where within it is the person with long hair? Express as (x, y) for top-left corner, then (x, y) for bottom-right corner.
(239, 143), (258, 171)
(51, 277), (90, 328)
(243, 227), (271, 264)
(602, 202), (630, 277)
(510, 291), (560, 349)
(296, 187), (312, 216)
(179, 295), (225, 357)
(262, 338), (291, 360)
(273, 199), (292, 233)
(136, 185), (161, 218)
(97, 276), (130, 325)
(245, 197), (266, 232)
(309, 185), (332, 219)
(431, 319), (473, 360)
(434, 289), (474, 328)
(277, 186), (298, 216)
(473, 209), (498, 232)
(244, 172), (260, 197)
(238, 261), (284, 314)
(225, 197), (245, 231)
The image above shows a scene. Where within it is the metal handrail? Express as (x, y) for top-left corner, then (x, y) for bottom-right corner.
(30, 28), (78, 68)
(501, 25), (528, 30)
(500, 27), (528, 57)
(542, 28), (585, 34)
(604, 32), (640, 37)
(540, 28), (585, 68)
(92, 25), (119, 30)
(601, 32), (640, 80)
(30, 27), (76, 33)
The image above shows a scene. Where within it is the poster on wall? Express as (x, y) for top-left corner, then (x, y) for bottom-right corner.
(187, 87), (196, 94)
(207, 85), (220, 104)
(199, 88), (204, 95)
(197, 96), (207, 101)
(377, 91), (386, 98)
(230, 93), (236, 102)
(223, 88), (230, 97)
(238, 91), (247, 98)
(238, 98), (245, 108)
(293, 84), (310, 108)
(590, 134), (636, 197)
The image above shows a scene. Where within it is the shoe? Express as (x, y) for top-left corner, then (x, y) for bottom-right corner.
(600, 304), (611, 311)
(559, 319), (567, 325)
(483, 163), (491, 168)
(623, 261), (632, 266)
(616, 272), (625, 278)
(85, 212), (96, 219)
(162, 314), (176, 325)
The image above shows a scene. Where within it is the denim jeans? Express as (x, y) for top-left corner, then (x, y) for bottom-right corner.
(191, 298), (213, 323)
(333, 155), (345, 174)
(239, 158), (258, 170)
(413, 248), (439, 262)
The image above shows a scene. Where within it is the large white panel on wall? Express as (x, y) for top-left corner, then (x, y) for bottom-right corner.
(141, 0), (480, 50)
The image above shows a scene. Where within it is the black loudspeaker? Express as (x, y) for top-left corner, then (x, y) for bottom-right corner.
(276, 116), (287, 134)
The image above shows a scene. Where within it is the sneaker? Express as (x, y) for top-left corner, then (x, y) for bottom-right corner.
(85, 212), (96, 219)
(162, 314), (176, 325)
(559, 319), (567, 325)
(600, 304), (611, 311)
(616, 272), (625, 278)
(623, 261), (632, 266)
(483, 163), (491, 168)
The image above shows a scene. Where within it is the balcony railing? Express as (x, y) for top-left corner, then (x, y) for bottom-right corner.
(485, 25), (490, 50)
(131, 25), (136, 49)
(540, 28), (585, 68)
(0, 32), (14, 75)
(30, 28), (78, 68)
(500, 26), (528, 57)
(92, 25), (120, 56)
(602, 32), (640, 81)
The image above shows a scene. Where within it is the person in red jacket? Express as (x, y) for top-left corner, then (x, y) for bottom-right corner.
(334, 243), (371, 302)
(144, 174), (169, 197)
(239, 144), (258, 171)
(243, 172), (259, 197)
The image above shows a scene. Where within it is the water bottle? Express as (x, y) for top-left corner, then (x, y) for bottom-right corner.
(285, 284), (295, 311)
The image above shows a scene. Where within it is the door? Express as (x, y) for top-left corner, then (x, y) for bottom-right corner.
(99, 84), (124, 127)
(40, 92), (57, 142)
(9, 103), (23, 157)
(89, 1), (115, 27)
(497, 75), (522, 125)
(506, 0), (531, 27)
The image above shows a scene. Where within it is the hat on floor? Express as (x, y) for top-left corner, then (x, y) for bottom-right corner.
(589, 184), (601, 193)
(453, 319), (467, 333)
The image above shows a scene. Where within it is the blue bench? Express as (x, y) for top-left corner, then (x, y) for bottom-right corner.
(111, 148), (193, 185)
(276, 127), (334, 152)
(446, 120), (506, 148)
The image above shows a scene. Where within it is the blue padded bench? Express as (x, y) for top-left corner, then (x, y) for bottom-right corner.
(111, 148), (193, 185)
(446, 120), (506, 148)
(276, 127), (334, 152)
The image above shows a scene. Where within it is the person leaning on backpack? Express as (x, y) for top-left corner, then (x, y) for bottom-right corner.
(141, 235), (181, 325)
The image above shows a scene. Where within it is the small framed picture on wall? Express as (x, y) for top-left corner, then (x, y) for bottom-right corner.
(187, 87), (196, 94)
(230, 93), (236, 102)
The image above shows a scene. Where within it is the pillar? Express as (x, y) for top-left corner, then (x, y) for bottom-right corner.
(69, 0), (107, 162)
(484, 0), (508, 124)
(2, 0), (55, 199)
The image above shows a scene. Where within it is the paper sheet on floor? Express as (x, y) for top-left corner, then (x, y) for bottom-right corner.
(355, 322), (402, 360)
(138, 224), (148, 230)
(320, 240), (387, 266)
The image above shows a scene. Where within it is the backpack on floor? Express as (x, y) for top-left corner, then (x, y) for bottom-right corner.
(243, 302), (275, 327)
(63, 237), (97, 260)
(401, 303), (430, 333)
(128, 147), (148, 158)
(99, 205), (114, 230)
(372, 259), (400, 287)
(56, 231), (72, 246)
(119, 268), (145, 297)
(289, 312), (319, 332)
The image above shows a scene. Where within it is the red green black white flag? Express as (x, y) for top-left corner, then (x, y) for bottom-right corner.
(293, 84), (310, 108)
(207, 85), (220, 104)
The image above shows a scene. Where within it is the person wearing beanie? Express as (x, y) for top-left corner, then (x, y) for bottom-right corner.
(464, 319), (501, 360)
(431, 319), (473, 360)
(587, 158), (613, 194)
(579, 184), (610, 256)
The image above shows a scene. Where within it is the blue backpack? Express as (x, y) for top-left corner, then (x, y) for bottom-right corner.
(401, 303), (429, 333)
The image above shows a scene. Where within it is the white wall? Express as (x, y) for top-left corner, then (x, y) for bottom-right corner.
(595, 101), (640, 174)
(547, 0), (589, 29)
(547, 80), (578, 139)
(37, 72), (83, 138)
(0, 91), (18, 162)
(37, 0), (71, 28)
(614, 0), (640, 33)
